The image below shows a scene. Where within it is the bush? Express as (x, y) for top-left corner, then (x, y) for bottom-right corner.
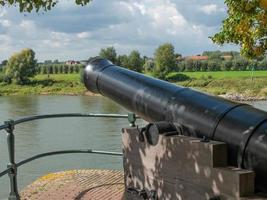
(0, 74), (4, 82)
(80, 69), (85, 84)
(165, 72), (191, 82)
(200, 75), (213, 80)
(3, 75), (12, 84)
(5, 48), (37, 84)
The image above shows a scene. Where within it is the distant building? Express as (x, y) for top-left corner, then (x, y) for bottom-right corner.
(184, 55), (209, 61)
(65, 60), (80, 65)
(176, 55), (183, 62)
(221, 55), (233, 60)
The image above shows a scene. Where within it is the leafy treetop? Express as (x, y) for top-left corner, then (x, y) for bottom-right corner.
(154, 43), (177, 79)
(0, 0), (91, 12)
(5, 48), (37, 84)
(212, 0), (267, 59)
(99, 46), (117, 64)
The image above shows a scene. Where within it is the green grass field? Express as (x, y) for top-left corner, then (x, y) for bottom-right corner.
(176, 71), (267, 98)
(181, 70), (267, 79)
(35, 74), (80, 81)
(0, 73), (84, 96)
(0, 71), (267, 99)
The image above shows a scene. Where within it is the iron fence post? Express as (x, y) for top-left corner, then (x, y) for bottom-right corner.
(5, 119), (20, 200)
(128, 113), (136, 127)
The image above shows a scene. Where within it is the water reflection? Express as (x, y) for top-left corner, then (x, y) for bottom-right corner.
(5, 96), (40, 117)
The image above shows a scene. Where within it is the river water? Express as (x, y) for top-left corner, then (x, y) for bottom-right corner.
(0, 96), (266, 199)
(0, 95), (146, 199)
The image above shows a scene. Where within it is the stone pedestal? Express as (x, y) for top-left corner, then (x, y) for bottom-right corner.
(122, 127), (267, 200)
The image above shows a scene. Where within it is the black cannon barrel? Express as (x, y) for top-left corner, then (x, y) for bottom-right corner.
(84, 58), (267, 193)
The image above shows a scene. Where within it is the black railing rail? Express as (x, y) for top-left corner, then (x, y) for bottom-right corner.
(0, 112), (138, 200)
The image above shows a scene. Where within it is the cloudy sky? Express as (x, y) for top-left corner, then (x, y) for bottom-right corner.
(0, 0), (237, 61)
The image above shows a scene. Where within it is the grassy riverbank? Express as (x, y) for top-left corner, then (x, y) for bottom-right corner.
(0, 74), (85, 96)
(179, 71), (267, 100)
(0, 71), (267, 100)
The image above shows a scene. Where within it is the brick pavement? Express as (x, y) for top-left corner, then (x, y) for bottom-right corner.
(20, 169), (125, 200)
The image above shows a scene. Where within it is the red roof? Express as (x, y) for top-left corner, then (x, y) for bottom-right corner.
(186, 56), (208, 61)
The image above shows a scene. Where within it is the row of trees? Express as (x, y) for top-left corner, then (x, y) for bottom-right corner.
(177, 58), (267, 72)
(0, 49), (86, 84)
(97, 45), (267, 80)
(99, 47), (145, 72)
(99, 44), (180, 79)
(38, 64), (84, 74)
(1, 45), (267, 84)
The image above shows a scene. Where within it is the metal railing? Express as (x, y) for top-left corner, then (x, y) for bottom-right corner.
(0, 112), (137, 200)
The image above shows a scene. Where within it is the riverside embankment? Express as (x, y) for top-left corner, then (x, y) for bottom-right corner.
(0, 72), (267, 101)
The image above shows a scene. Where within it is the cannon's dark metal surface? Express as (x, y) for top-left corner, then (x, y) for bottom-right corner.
(84, 58), (267, 193)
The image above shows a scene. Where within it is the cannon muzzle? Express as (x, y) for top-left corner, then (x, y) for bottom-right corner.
(84, 57), (267, 193)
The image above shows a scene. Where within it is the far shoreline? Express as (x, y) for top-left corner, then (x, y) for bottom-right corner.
(0, 73), (266, 102)
(1, 91), (266, 102)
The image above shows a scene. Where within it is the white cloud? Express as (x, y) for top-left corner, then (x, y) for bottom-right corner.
(0, 34), (12, 56)
(77, 31), (91, 39)
(200, 4), (225, 15)
(118, 1), (136, 15)
(0, 0), (236, 61)
(42, 31), (71, 48)
(19, 20), (36, 33)
(0, 9), (7, 17)
(132, 2), (146, 15)
(0, 19), (11, 27)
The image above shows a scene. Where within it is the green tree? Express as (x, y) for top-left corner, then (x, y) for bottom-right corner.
(0, 0), (91, 12)
(36, 64), (41, 74)
(44, 60), (52, 64)
(232, 57), (249, 70)
(53, 64), (59, 74)
(207, 60), (220, 71)
(117, 55), (129, 68)
(41, 65), (47, 74)
(203, 51), (223, 60)
(48, 65), (53, 74)
(0, 67), (3, 73)
(59, 64), (63, 74)
(128, 50), (143, 72)
(200, 60), (208, 71)
(221, 60), (233, 71)
(212, 0), (267, 58)
(154, 43), (177, 79)
(177, 61), (186, 72)
(1, 60), (7, 66)
(74, 65), (80, 73)
(5, 48), (37, 84)
(192, 61), (202, 71)
(143, 59), (155, 73)
(184, 60), (194, 72)
(0, 60), (7, 73)
(258, 58), (267, 70)
(69, 65), (74, 73)
(99, 46), (117, 64)
(63, 65), (69, 74)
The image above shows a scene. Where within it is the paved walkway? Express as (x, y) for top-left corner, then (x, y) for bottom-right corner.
(20, 169), (125, 200)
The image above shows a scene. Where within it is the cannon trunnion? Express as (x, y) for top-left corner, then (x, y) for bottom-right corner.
(84, 58), (267, 194)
